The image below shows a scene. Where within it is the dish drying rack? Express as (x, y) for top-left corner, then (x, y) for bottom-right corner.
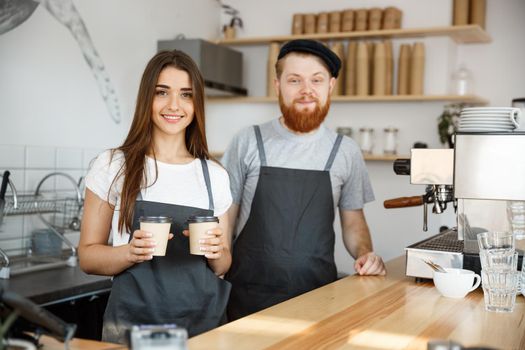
(0, 172), (83, 279)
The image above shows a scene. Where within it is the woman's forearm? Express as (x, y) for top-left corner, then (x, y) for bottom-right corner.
(208, 247), (232, 276)
(78, 243), (134, 276)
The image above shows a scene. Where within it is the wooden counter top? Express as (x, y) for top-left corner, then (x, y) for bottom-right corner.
(188, 256), (525, 350)
(39, 336), (123, 350)
(39, 256), (523, 349)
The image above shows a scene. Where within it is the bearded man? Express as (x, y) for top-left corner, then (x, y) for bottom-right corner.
(223, 39), (386, 321)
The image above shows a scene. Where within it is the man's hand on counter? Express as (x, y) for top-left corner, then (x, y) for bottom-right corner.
(354, 252), (387, 276)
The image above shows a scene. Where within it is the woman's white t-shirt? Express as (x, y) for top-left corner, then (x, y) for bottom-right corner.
(85, 150), (232, 246)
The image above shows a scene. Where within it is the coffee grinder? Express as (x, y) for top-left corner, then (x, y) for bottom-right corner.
(385, 132), (525, 279)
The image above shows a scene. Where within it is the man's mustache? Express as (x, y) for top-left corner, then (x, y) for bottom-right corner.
(293, 97), (319, 104)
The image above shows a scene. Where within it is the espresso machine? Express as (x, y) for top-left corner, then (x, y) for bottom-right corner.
(386, 132), (525, 279)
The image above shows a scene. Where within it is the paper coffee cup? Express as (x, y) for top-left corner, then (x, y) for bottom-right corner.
(139, 216), (172, 256)
(188, 216), (219, 255)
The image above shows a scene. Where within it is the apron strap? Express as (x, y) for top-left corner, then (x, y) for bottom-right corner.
(253, 125), (267, 167)
(324, 134), (343, 171)
(200, 158), (215, 211)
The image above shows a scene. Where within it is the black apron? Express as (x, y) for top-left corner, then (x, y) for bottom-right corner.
(226, 126), (343, 320)
(102, 159), (231, 344)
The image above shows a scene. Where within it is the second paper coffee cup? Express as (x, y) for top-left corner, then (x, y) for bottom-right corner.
(188, 216), (219, 255)
(139, 216), (172, 256)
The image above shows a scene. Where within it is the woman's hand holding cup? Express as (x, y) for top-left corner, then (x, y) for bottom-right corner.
(128, 229), (174, 263)
(182, 227), (224, 259)
(127, 229), (156, 263)
(200, 227), (224, 260)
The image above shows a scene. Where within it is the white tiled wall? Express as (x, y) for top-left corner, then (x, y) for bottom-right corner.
(0, 145), (103, 257)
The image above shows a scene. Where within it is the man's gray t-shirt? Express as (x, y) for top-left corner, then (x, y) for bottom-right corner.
(222, 118), (375, 237)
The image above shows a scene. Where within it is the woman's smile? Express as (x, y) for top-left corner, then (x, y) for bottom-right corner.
(161, 113), (185, 123)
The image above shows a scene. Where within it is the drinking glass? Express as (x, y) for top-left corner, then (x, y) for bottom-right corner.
(507, 201), (525, 239)
(481, 270), (519, 312)
(479, 250), (518, 271)
(477, 231), (515, 253)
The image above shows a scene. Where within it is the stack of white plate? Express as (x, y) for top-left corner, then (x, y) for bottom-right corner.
(458, 107), (521, 132)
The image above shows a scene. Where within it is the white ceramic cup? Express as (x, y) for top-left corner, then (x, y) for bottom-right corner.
(433, 268), (481, 298)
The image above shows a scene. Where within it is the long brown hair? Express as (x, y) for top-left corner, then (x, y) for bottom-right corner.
(111, 50), (211, 233)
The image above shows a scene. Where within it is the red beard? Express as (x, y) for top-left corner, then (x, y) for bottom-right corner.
(279, 94), (331, 133)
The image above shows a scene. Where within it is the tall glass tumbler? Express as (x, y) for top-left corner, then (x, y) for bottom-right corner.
(507, 201), (525, 239)
(481, 270), (519, 312)
(477, 231), (515, 254)
(479, 250), (518, 271)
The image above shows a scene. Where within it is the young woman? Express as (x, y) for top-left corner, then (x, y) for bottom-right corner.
(78, 50), (232, 344)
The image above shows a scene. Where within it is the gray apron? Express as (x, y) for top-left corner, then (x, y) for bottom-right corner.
(102, 159), (231, 344)
(226, 126), (343, 320)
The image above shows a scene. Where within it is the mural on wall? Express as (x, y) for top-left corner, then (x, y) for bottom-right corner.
(1, 0), (122, 124)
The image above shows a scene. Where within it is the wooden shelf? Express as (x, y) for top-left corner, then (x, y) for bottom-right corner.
(217, 25), (491, 45)
(363, 154), (406, 161)
(207, 94), (488, 105)
(210, 152), (405, 162)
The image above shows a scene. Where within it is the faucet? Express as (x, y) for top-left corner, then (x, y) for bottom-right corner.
(34, 172), (82, 265)
(0, 174), (18, 278)
(0, 175), (18, 226)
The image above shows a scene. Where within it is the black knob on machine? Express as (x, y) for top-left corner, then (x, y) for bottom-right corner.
(393, 158), (411, 175)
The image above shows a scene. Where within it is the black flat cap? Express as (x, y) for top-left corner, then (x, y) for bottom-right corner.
(278, 39), (341, 78)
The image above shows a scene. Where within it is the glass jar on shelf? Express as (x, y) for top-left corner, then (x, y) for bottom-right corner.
(450, 63), (474, 96)
(383, 127), (399, 155)
(359, 128), (374, 155)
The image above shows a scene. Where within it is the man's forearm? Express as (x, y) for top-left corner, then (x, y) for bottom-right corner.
(340, 209), (374, 259)
(344, 226), (373, 259)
